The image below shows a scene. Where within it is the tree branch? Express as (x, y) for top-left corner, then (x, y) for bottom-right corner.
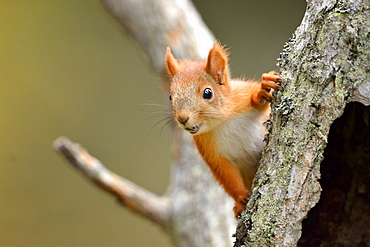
(102, 0), (215, 76)
(53, 137), (171, 228)
(55, 0), (370, 245)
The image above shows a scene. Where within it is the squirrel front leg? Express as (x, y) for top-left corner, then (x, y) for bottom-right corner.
(252, 71), (282, 106)
(193, 134), (249, 217)
(210, 155), (249, 217)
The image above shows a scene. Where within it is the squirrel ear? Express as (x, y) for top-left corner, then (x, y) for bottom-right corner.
(165, 47), (179, 77)
(204, 42), (229, 85)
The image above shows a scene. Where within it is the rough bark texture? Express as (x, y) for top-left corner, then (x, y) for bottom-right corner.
(235, 0), (370, 246)
(55, 0), (370, 246)
(299, 102), (370, 246)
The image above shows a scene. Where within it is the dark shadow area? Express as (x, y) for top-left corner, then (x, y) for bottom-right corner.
(299, 102), (370, 246)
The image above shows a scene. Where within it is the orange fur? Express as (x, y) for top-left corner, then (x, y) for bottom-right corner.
(166, 42), (281, 217)
(193, 132), (249, 215)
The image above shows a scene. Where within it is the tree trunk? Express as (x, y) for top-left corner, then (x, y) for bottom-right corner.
(56, 0), (237, 246)
(235, 0), (370, 246)
(299, 102), (370, 246)
(55, 0), (370, 246)
(101, 1), (238, 245)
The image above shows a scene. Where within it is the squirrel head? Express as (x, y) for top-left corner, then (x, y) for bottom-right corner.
(165, 42), (231, 135)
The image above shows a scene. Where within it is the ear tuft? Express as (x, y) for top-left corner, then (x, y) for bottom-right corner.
(204, 42), (230, 85)
(165, 47), (179, 77)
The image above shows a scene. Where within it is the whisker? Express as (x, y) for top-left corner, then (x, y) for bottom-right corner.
(158, 117), (175, 139)
(167, 121), (176, 141)
(142, 101), (170, 110)
(149, 116), (172, 133)
(142, 99), (172, 121)
(149, 111), (171, 117)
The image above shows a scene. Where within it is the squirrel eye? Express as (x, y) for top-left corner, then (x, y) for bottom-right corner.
(169, 95), (172, 101)
(202, 88), (213, 99)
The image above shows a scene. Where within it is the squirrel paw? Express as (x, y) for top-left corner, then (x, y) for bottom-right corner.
(256, 71), (282, 105)
(233, 193), (251, 218)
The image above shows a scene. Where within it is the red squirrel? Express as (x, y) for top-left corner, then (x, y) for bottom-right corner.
(165, 42), (281, 217)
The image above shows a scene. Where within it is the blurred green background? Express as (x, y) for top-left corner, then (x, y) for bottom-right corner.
(0, 1), (306, 246)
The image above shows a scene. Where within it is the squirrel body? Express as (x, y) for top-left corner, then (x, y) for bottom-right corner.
(165, 43), (281, 216)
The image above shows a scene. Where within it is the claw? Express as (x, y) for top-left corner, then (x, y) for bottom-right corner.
(254, 71), (283, 106)
(262, 71), (283, 84)
(233, 195), (250, 218)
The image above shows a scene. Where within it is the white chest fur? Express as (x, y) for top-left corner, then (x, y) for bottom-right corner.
(214, 109), (266, 172)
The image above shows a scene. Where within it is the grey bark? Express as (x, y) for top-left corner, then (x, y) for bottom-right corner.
(55, 0), (370, 246)
(57, 0), (237, 246)
(235, 0), (370, 246)
(102, 1), (238, 245)
(298, 102), (370, 246)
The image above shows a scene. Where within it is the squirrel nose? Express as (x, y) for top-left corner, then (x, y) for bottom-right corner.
(177, 112), (189, 125)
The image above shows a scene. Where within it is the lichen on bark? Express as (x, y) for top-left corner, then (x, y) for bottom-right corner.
(235, 1), (370, 246)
